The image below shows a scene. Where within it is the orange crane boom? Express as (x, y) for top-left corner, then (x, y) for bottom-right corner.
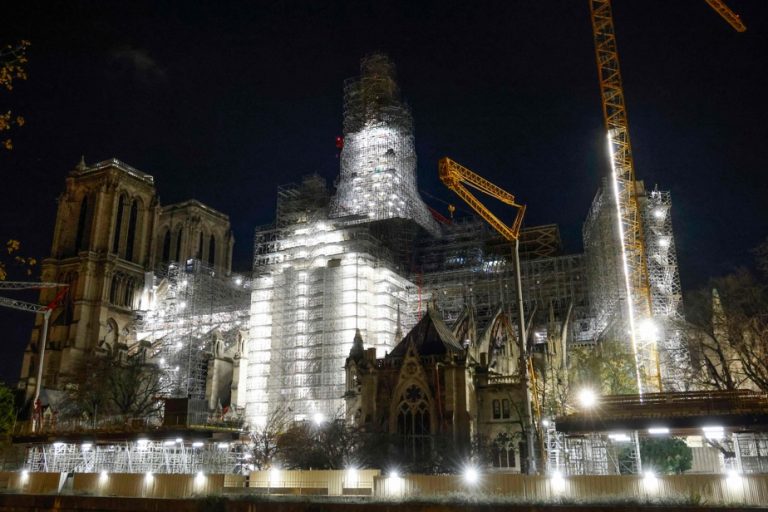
(438, 157), (526, 241)
(705, 0), (747, 32)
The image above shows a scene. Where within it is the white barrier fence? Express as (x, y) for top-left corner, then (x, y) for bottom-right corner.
(1, 470), (767, 506)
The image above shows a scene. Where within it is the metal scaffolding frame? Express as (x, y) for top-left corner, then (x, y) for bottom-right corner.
(24, 439), (249, 474)
(583, 180), (688, 390)
(330, 54), (439, 236)
(131, 260), (250, 407)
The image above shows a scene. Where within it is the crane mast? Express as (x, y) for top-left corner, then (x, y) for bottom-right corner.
(439, 156), (538, 473)
(589, 0), (655, 394)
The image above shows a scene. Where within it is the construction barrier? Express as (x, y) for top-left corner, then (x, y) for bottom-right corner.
(1, 470), (767, 505)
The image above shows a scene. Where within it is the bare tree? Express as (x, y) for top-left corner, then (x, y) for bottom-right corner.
(684, 268), (768, 392)
(249, 403), (291, 470)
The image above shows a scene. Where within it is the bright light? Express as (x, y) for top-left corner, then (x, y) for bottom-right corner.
(53, 442), (64, 448)
(542, 419), (551, 427)
(217, 442), (229, 449)
(658, 237), (670, 248)
(644, 470), (656, 481)
(389, 469), (400, 479)
(578, 388), (598, 409)
(313, 412), (325, 426)
(192, 441), (204, 448)
(727, 470), (742, 486)
(179, 301), (187, 310)
(195, 471), (206, 485)
(163, 440), (175, 446)
(550, 471), (566, 492)
(20, 470), (29, 481)
(346, 467), (359, 487)
(235, 277), (243, 286)
(137, 438), (149, 447)
(81, 442), (92, 450)
(703, 426), (725, 440)
(145, 471), (153, 481)
(637, 319), (658, 341)
(175, 438), (183, 444)
(648, 427), (669, 435)
(608, 433), (631, 442)
(653, 208), (664, 219)
(463, 466), (479, 485)
(99, 470), (108, 481)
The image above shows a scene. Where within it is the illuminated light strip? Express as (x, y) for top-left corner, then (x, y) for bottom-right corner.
(607, 132), (644, 396)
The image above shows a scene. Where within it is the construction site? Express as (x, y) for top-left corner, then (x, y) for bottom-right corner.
(6, 0), (767, 482)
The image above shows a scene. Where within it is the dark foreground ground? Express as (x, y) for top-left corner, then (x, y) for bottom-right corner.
(0, 494), (764, 512)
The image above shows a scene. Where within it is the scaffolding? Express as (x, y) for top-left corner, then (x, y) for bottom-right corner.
(414, 218), (592, 344)
(249, 214), (416, 427)
(131, 260), (250, 410)
(24, 439), (248, 474)
(640, 188), (688, 390)
(583, 181), (689, 390)
(330, 54), (439, 236)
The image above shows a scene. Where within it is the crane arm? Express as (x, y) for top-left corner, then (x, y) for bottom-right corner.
(438, 157), (526, 241)
(705, 0), (747, 32)
(0, 296), (48, 314)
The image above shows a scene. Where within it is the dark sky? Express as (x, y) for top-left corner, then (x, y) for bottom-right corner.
(1, 1), (767, 384)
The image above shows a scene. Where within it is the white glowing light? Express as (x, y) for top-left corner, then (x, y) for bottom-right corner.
(578, 388), (598, 409)
(389, 469), (400, 479)
(81, 442), (92, 450)
(463, 466), (479, 485)
(703, 426), (725, 440)
(637, 319), (658, 341)
(99, 470), (108, 481)
(195, 471), (206, 485)
(235, 277), (243, 286)
(608, 433), (631, 442)
(217, 442), (229, 449)
(606, 131), (644, 395)
(648, 427), (669, 435)
(313, 412), (325, 425)
(192, 441), (204, 448)
(145, 471), (153, 481)
(653, 208), (664, 219)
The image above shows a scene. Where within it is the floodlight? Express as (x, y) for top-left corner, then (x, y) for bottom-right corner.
(313, 412), (325, 425)
(578, 388), (598, 409)
(648, 427), (669, 435)
(637, 319), (658, 341)
(463, 466), (479, 485)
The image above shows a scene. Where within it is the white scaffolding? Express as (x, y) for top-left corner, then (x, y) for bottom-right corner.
(330, 54), (439, 236)
(131, 261), (250, 406)
(25, 439), (249, 474)
(640, 188), (689, 390)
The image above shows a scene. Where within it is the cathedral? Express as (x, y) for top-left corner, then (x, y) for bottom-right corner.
(17, 55), (684, 472)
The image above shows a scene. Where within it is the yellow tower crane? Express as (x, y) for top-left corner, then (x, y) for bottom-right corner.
(587, 0), (745, 394)
(438, 157), (540, 473)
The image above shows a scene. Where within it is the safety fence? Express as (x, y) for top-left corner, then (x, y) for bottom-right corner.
(1, 470), (767, 506)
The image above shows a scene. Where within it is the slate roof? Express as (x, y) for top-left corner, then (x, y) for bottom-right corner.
(388, 305), (465, 357)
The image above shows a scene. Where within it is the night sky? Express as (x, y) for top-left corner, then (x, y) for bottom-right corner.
(1, 1), (767, 384)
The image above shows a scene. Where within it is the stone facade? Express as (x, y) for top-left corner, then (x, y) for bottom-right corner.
(345, 305), (528, 472)
(18, 158), (235, 404)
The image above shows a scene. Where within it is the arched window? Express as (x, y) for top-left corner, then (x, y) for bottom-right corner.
(175, 227), (183, 261)
(109, 274), (119, 305)
(125, 200), (139, 262)
(397, 384), (431, 460)
(162, 229), (171, 262)
(112, 195), (125, 254)
(75, 196), (90, 252)
(208, 235), (216, 267)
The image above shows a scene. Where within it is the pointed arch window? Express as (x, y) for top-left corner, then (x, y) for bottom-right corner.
(208, 235), (216, 267)
(175, 227), (183, 261)
(162, 229), (171, 262)
(125, 200), (139, 262)
(112, 195), (125, 254)
(75, 196), (90, 252)
(397, 384), (431, 460)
